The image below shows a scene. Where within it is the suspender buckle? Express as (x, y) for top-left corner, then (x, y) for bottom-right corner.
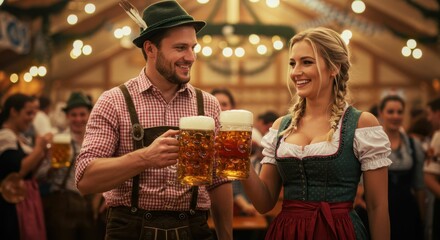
(130, 207), (138, 213)
(132, 123), (144, 141)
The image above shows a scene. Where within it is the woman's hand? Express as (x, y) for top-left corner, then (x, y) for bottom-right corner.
(34, 133), (53, 159)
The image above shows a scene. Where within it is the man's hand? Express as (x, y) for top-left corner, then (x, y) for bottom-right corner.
(137, 129), (180, 169)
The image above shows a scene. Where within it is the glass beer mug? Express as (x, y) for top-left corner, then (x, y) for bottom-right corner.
(215, 110), (253, 180)
(177, 116), (215, 186)
(51, 133), (72, 168)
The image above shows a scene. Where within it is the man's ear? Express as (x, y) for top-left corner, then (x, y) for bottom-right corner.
(10, 108), (18, 118)
(143, 41), (156, 58)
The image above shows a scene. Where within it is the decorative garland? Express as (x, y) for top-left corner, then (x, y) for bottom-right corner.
(404, 0), (439, 19)
(196, 0), (295, 76)
(296, 0), (439, 45)
(402, 0), (439, 44)
(1, 0), (105, 69)
(297, 0), (385, 34)
(2, 0), (437, 78)
(203, 51), (280, 76)
(0, 0), (69, 20)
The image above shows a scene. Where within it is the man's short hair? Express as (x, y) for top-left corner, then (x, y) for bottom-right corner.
(428, 97), (440, 112)
(39, 96), (51, 110)
(258, 111), (279, 124)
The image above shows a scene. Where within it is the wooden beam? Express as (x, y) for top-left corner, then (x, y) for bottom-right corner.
(49, 46), (130, 86)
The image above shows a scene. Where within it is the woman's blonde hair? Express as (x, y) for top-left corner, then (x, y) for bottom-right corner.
(282, 27), (351, 141)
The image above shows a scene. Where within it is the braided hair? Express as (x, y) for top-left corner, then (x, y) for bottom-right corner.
(282, 27), (351, 141)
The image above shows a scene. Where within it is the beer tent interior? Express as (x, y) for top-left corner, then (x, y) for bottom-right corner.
(0, 0), (439, 126)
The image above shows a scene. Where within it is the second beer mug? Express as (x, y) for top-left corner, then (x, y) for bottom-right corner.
(177, 116), (215, 186)
(215, 110), (253, 180)
(51, 133), (72, 168)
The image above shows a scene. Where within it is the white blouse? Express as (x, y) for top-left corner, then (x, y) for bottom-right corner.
(424, 131), (440, 175)
(0, 128), (33, 154)
(260, 115), (392, 172)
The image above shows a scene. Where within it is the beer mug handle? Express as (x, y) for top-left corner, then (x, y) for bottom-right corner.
(166, 134), (180, 172)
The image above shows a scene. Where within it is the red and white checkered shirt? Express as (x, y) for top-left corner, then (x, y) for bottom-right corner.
(75, 68), (227, 211)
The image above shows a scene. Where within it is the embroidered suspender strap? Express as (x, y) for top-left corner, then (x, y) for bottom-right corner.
(190, 88), (204, 214)
(119, 84), (143, 212)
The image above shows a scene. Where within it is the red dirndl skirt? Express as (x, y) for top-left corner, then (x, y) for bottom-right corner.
(265, 200), (356, 240)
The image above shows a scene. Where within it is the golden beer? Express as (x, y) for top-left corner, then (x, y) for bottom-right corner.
(51, 133), (72, 168)
(177, 116), (215, 186)
(215, 110), (253, 180)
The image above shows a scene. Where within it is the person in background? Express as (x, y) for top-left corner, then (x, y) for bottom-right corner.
(241, 27), (391, 239)
(424, 97), (440, 240)
(368, 104), (379, 118)
(211, 87), (259, 216)
(253, 111), (280, 139)
(0, 93), (51, 240)
(22, 96), (40, 146)
(407, 114), (432, 153)
(212, 88), (267, 239)
(251, 111), (280, 173)
(211, 88), (236, 111)
(74, 1), (232, 239)
(239, 111), (280, 218)
(378, 95), (425, 240)
(41, 92), (100, 240)
(50, 101), (69, 133)
(33, 96), (54, 136)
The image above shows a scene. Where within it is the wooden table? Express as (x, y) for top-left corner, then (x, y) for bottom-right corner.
(208, 215), (268, 230)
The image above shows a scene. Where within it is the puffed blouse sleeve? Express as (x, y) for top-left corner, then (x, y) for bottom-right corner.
(354, 126), (392, 171)
(259, 128), (279, 165)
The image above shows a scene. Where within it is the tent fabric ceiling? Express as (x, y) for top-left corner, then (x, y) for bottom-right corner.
(1, 0), (439, 84)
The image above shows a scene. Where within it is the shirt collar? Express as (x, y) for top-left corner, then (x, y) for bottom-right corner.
(136, 67), (195, 98)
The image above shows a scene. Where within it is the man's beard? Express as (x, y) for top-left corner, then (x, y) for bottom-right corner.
(156, 51), (191, 85)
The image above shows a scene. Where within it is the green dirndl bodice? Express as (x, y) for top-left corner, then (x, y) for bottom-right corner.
(273, 106), (368, 240)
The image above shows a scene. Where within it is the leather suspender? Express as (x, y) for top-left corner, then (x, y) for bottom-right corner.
(119, 85), (143, 212)
(119, 85), (204, 213)
(55, 140), (77, 191)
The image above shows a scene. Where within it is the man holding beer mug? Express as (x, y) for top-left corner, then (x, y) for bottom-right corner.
(41, 92), (99, 240)
(75, 1), (232, 239)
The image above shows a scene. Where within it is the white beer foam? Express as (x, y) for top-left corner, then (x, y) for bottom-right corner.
(179, 116), (215, 130)
(53, 133), (71, 144)
(220, 109), (253, 125)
